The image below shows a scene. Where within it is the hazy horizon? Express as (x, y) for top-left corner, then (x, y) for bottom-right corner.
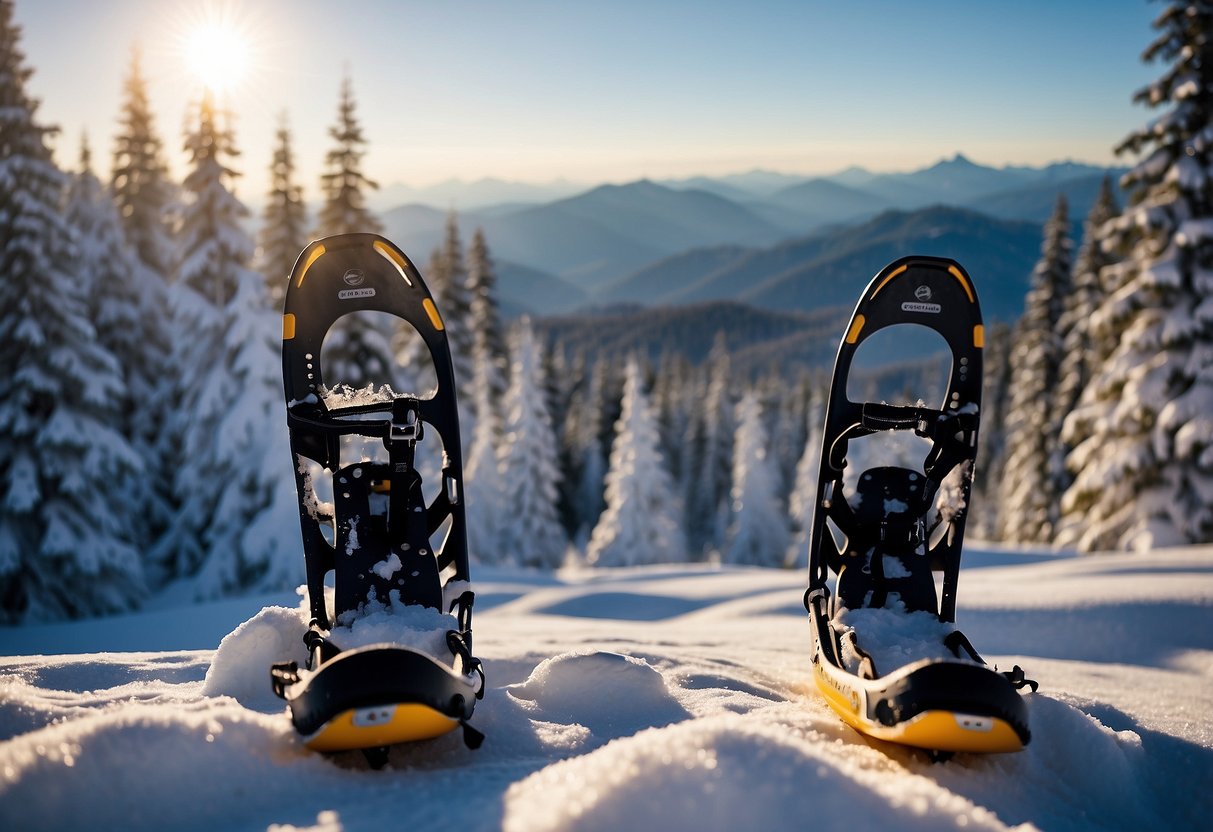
(16, 0), (1158, 201)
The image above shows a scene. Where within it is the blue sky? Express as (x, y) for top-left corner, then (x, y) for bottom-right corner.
(15, 0), (1159, 200)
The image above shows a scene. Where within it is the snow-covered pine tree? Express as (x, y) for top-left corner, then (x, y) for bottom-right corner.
(433, 213), (475, 446)
(0, 3), (145, 620)
(652, 351), (691, 485)
(723, 390), (790, 566)
(314, 74), (392, 390)
(786, 390), (824, 568)
(109, 45), (176, 551)
(467, 227), (508, 405)
(111, 46), (176, 281)
(1049, 180), (1121, 509)
(464, 340), (507, 565)
(316, 74), (380, 237)
(771, 372), (809, 496)
(971, 321), (1013, 538)
(257, 114), (308, 307)
(152, 93), (298, 596)
(996, 195), (1072, 544)
(586, 357), (687, 566)
(64, 137), (161, 548)
(685, 332), (734, 556)
(497, 318), (567, 568)
(563, 356), (607, 542)
(1062, 1), (1213, 551)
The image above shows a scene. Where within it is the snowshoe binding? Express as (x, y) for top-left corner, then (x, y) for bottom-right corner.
(270, 233), (485, 764)
(803, 256), (1034, 756)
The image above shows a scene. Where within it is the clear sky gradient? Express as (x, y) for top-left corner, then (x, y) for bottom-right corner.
(15, 0), (1160, 201)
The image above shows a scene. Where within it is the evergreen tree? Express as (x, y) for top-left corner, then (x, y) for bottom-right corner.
(152, 94), (298, 595)
(997, 195), (1072, 543)
(257, 114), (308, 306)
(565, 357), (607, 541)
(432, 213), (476, 446)
(653, 351), (692, 484)
(786, 390), (824, 568)
(972, 321), (1013, 538)
(0, 3), (145, 620)
(64, 137), (162, 550)
(586, 357), (687, 566)
(723, 391), (790, 566)
(1062, 1), (1213, 551)
(1049, 179), (1121, 539)
(314, 74), (391, 389)
(498, 318), (567, 567)
(111, 46), (176, 279)
(771, 372), (810, 495)
(316, 74), (380, 236)
(464, 345), (507, 565)
(109, 45), (175, 550)
(685, 332), (734, 555)
(467, 228), (508, 406)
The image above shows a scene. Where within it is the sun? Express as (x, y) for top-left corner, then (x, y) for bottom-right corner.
(183, 19), (251, 94)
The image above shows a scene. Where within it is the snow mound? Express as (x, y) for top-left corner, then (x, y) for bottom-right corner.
(509, 651), (689, 741)
(202, 605), (308, 712)
(203, 592), (459, 712)
(0, 699), (310, 831)
(502, 715), (1013, 832)
(835, 605), (976, 675)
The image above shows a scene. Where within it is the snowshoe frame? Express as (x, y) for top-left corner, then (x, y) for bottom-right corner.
(807, 255), (984, 621)
(803, 256), (1032, 754)
(273, 233), (484, 758)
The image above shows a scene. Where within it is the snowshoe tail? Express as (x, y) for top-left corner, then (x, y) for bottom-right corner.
(804, 256), (1031, 755)
(273, 233), (484, 755)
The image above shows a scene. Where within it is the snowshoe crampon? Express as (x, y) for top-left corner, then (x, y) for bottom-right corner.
(270, 233), (485, 760)
(804, 256), (1033, 755)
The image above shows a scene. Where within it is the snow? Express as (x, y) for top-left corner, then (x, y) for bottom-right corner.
(835, 604), (972, 675)
(1, 550), (1212, 831)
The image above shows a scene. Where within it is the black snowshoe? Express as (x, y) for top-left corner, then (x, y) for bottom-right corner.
(803, 256), (1034, 755)
(270, 233), (485, 764)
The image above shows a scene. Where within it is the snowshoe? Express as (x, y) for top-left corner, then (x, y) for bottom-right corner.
(803, 256), (1034, 756)
(270, 233), (485, 762)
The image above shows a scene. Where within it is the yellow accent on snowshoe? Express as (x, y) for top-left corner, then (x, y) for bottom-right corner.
(295, 243), (327, 288)
(303, 702), (459, 752)
(845, 314), (866, 344)
(812, 664), (1024, 754)
(870, 263), (908, 297)
(947, 264), (976, 302)
(282, 313), (296, 340)
(373, 239), (412, 285)
(423, 298), (445, 331)
(973, 324), (985, 348)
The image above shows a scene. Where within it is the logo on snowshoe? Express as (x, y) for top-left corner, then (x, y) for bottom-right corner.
(342, 269), (366, 286)
(338, 287), (377, 300)
(903, 286), (940, 314)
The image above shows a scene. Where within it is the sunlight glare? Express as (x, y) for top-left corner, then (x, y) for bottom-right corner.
(183, 21), (250, 94)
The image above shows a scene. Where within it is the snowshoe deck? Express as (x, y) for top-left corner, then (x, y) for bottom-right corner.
(803, 256), (1033, 755)
(271, 233), (484, 759)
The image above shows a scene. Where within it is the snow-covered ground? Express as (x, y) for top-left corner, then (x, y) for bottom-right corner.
(1, 546), (1211, 831)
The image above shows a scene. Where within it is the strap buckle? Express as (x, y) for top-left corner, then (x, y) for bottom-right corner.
(391, 401), (422, 443)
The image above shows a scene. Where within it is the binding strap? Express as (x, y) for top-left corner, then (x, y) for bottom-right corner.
(388, 396), (443, 610)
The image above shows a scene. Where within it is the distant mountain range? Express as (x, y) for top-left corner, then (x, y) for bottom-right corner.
(368, 177), (587, 212)
(375, 155), (1127, 324)
(599, 206), (1045, 323)
(535, 301), (847, 377)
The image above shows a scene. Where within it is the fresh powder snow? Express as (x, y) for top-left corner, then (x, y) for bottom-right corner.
(0, 548), (1210, 831)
